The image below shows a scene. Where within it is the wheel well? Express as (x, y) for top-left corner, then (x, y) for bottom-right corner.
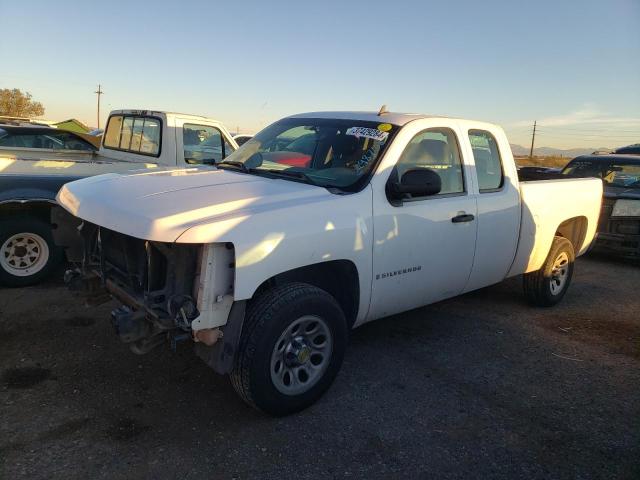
(0, 201), (53, 223)
(555, 216), (588, 252)
(253, 260), (360, 327)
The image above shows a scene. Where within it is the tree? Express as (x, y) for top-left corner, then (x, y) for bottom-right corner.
(0, 88), (45, 118)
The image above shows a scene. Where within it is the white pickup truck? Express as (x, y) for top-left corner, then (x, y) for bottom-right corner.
(58, 111), (602, 415)
(0, 110), (237, 286)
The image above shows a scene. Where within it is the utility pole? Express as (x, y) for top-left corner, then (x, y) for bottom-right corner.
(94, 84), (104, 129)
(529, 120), (537, 159)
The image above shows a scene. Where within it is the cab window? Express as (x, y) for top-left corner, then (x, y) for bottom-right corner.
(395, 128), (465, 197)
(103, 114), (161, 157)
(468, 130), (504, 192)
(183, 124), (233, 164)
(139, 118), (160, 154)
(119, 117), (134, 150)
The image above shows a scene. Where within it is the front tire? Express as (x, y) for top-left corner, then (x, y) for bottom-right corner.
(0, 217), (63, 287)
(523, 236), (575, 307)
(230, 282), (348, 416)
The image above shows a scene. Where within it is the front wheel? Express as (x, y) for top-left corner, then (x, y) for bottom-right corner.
(523, 236), (575, 307)
(230, 282), (348, 416)
(0, 217), (63, 287)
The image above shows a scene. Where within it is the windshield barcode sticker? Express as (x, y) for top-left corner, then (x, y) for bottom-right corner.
(346, 127), (389, 142)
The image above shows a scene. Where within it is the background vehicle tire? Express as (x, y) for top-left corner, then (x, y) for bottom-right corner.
(523, 235), (575, 307)
(0, 217), (63, 287)
(230, 282), (348, 416)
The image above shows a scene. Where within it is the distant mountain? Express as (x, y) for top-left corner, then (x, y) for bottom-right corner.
(509, 144), (609, 158)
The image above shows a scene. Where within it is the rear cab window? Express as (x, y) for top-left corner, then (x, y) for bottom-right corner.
(103, 114), (161, 157)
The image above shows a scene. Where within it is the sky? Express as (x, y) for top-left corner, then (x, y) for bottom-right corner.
(1, 0), (639, 149)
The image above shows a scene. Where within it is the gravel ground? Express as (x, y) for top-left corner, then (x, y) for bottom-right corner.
(0, 253), (638, 479)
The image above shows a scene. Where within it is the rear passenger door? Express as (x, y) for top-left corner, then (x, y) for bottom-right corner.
(369, 126), (478, 319)
(463, 128), (520, 292)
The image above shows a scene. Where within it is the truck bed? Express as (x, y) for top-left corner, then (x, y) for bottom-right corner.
(508, 177), (603, 276)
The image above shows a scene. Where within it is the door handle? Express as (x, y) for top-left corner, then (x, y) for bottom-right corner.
(451, 213), (475, 223)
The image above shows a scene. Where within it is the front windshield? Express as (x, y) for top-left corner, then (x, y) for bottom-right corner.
(562, 159), (640, 189)
(219, 118), (398, 190)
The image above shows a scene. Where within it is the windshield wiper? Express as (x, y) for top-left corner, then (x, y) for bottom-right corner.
(260, 169), (318, 185)
(217, 160), (249, 172)
(218, 162), (321, 185)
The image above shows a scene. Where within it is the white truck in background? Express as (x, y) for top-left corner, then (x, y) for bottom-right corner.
(0, 110), (237, 286)
(58, 111), (602, 415)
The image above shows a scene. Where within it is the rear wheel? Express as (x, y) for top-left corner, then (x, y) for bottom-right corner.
(523, 236), (575, 307)
(0, 218), (63, 287)
(230, 282), (348, 416)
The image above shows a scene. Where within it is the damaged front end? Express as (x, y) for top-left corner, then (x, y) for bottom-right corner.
(66, 223), (243, 374)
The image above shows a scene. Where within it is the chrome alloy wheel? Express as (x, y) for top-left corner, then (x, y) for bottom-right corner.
(550, 251), (569, 295)
(0, 232), (49, 277)
(270, 315), (333, 395)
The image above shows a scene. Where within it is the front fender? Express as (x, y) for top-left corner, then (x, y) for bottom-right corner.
(178, 187), (374, 324)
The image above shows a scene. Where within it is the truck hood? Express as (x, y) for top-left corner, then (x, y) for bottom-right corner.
(57, 167), (332, 242)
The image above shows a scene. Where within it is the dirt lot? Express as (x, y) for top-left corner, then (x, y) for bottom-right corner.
(1, 253), (638, 479)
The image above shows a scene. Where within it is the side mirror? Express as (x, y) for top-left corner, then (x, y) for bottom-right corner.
(387, 168), (442, 200)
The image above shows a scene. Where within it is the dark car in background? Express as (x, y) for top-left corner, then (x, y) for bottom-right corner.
(0, 125), (99, 158)
(615, 143), (640, 155)
(561, 154), (640, 257)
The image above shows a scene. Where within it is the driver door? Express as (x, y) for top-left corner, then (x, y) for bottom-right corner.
(368, 125), (478, 320)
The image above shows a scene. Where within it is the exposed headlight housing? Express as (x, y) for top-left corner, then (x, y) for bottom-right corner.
(57, 185), (79, 214)
(612, 199), (640, 217)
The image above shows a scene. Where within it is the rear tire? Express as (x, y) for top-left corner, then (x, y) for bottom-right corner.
(230, 282), (348, 416)
(523, 236), (575, 307)
(0, 217), (63, 287)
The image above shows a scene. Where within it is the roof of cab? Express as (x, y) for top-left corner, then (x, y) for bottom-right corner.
(286, 111), (500, 130)
(110, 109), (221, 122)
(287, 111), (434, 126)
